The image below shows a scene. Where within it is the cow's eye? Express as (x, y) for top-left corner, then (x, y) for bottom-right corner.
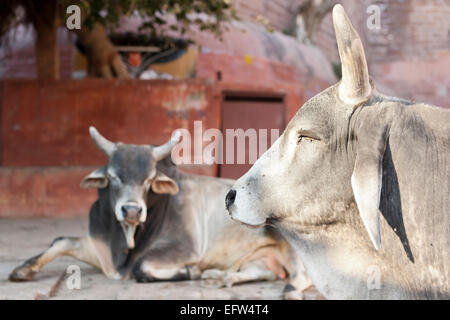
(297, 134), (314, 144)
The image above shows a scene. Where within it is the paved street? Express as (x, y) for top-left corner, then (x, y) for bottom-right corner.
(0, 218), (322, 300)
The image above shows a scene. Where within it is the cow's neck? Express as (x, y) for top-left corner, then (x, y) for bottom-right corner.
(278, 220), (407, 299)
(137, 192), (172, 243)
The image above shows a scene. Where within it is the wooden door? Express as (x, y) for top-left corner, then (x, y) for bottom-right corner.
(219, 94), (285, 179)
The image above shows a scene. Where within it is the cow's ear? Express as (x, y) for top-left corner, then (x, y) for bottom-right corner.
(81, 167), (108, 189)
(351, 126), (388, 250)
(151, 171), (179, 195)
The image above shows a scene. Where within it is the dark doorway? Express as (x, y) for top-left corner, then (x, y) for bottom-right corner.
(219, 93), (286, 179)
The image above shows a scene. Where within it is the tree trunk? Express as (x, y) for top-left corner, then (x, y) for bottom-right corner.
(31, 1), (130, 79)
(76, 23), (131, 79)
(33, 0), (59, 79)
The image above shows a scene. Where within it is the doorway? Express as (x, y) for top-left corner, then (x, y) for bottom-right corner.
(219, 93), (286, 179)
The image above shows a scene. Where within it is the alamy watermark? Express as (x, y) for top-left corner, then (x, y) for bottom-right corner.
(170, 121), (280, 166)
(66, 264), (81, 290)
(366, 4), (381, 30)
(366, 265), (381, 290)
(66, 5), (81, 30)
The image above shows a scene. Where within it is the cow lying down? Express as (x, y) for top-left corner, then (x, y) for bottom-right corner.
(9, 127), (311, 298)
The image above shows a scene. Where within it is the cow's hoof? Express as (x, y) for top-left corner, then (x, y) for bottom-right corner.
(132, 263), (151, 283)
(201, 269), (225, 279)
(222, 274), (236, 288)
(9, 265), (36, 282)
(200, 269), (229, 288)
(282, 283), (305, 300)
(105, 272), (122, 280)
(200, 278), (224, 288)
(186, 265), (201, 280)
(134, 271), (150, 283)
(283, 290), (305, 300)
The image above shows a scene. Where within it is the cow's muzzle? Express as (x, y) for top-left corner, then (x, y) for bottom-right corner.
(121, 203), (143, 225)
(225, 188), (268, 228)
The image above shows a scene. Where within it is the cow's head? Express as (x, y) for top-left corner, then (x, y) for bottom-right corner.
(226, 4), (384, 250)
(81, 127), (181, 249)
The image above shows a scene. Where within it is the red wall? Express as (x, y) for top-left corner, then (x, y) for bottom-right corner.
(0, 79), (222, 217)
(0, 79), (220, 169)
(0, 167), (98, 218)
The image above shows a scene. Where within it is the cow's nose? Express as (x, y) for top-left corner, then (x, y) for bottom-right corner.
(121, 204), (142, 221)
(225, 189), (236, 211)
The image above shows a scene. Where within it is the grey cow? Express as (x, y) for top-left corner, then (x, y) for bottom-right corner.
(10, 127), (310, 297)
(225, 4), (449, 299)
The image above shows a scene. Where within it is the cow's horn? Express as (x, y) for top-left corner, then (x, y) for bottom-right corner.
(333, 4), (371, 104)
(152, 130), (182, 161)
(89, 126), (117, 157)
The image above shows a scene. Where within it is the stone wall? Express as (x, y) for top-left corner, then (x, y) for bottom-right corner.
(315, 0), (450, 108)
(233, 0), (450, 108)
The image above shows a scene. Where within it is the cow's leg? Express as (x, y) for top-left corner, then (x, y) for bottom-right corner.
(9, 236), (119, 281)
(282, 269), (313, 300)
(133, 260), (201, 283)
(201, 260), (277, 288)
(132, 244), (200, 283)
(281, 253), (313, 300)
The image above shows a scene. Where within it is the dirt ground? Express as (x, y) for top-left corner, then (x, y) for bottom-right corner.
(0, 218), (323, 300)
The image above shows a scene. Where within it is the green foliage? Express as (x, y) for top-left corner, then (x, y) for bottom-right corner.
(1, 0), (236, 40)
(81, 0), (236, 37)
